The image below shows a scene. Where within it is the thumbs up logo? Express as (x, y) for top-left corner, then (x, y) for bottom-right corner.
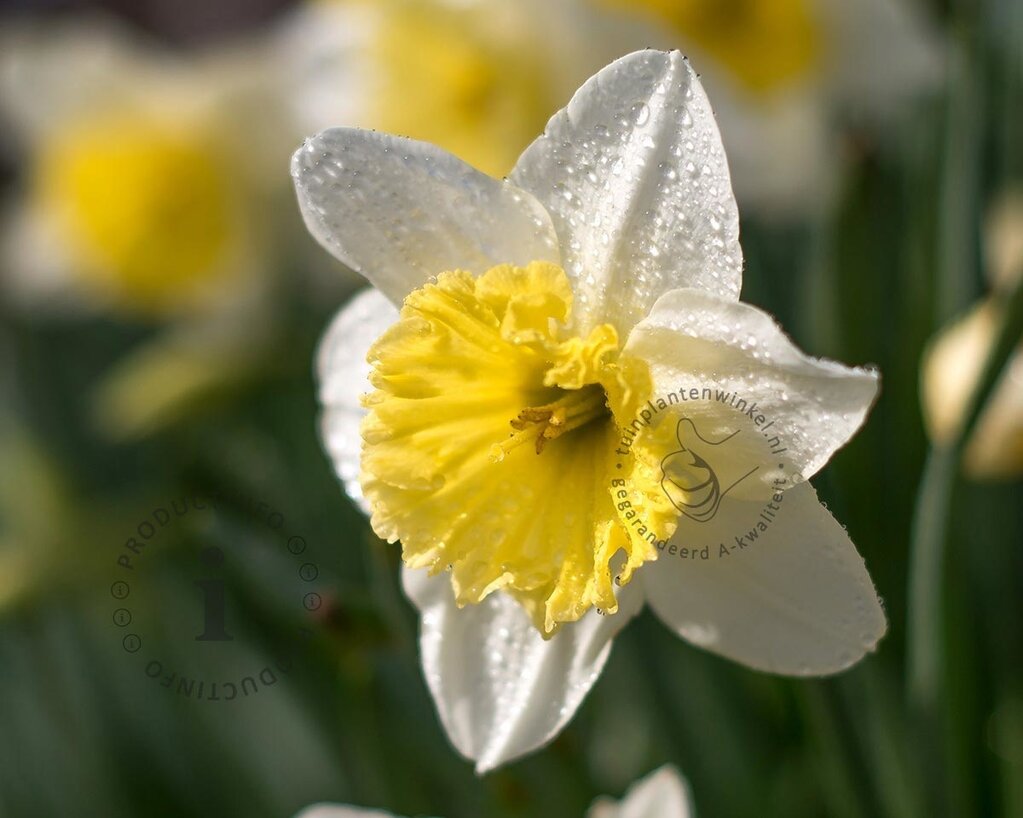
(660, 418), (759, 522)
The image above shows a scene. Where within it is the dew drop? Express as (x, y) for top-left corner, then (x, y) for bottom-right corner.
(631, 102), (651, 126)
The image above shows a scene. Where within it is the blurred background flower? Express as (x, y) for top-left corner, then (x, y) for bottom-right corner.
(275, 0), (622, 178)
(0, 1), (1019, 818)
(921, 189), (1023, 478)
(597, 0), (945, 215)
(0, 15), (350, 442)
(0, 19), (277, 316)
(278, 0), (943, 216)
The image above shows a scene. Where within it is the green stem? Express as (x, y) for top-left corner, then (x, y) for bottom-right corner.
(935, 37), (983, 326)
(800, 680), (880, 818)
(906, 447), (957, 713)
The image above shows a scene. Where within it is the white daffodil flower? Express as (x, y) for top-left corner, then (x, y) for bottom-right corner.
(0, 18), (282, 318)
(295, 764), (693, 818)
(275, 0), (622, 180)
(0, 19), (301, 438)
(297, 50), (886, 773)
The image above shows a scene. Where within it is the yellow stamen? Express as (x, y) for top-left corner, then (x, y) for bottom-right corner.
(498, 386), (607, 457)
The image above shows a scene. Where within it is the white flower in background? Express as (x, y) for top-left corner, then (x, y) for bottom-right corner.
(0, 19), (296, 438)
(296, 764), (693, 818)
(921, 191), (1023, 479)
(275, 0), (622, 180)
(279, 0), (942, 217)
(922, 302), (1023, 477)
(0, 18), (283, 318)
(298, 51), (886, 772)
(985, 190), (1023, 295)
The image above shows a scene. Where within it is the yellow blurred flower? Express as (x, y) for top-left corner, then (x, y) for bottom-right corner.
(598, 0), (943, 214)
(0, 21), (277, 319)
(278, 0), (613, 178)
(369, 1), (550, 177)
(280, 0), (942, 218)
(32, 110), (241, 315)
(0, 20), (297, 438)
(602, 0), (820, 95)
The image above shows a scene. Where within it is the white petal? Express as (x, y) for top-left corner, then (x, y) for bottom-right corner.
(294, 806), (400, 818)
(641, 481), (886, 675)
(511, 50), (742, 336)
(624, 288), (878, 481)
(317, 288), (399, 512)
(587, 765), (694, 818)
(292, 129), (560, 303)
(402, 566), (642, 773)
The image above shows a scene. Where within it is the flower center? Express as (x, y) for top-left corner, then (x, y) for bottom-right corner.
(496, 384), (608, 458)
(359, 262), (678, 634)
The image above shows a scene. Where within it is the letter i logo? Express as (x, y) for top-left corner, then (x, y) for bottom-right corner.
(194, 547), (234, 642)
